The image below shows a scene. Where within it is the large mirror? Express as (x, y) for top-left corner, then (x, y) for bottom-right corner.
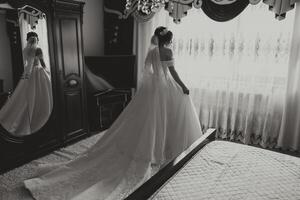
(0, 3), (52, 137)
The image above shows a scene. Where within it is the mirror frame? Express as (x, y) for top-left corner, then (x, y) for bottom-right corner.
(0, 0), (57, 143)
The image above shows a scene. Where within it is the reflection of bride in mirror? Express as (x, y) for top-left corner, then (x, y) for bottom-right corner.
(0, 32), (53, 137)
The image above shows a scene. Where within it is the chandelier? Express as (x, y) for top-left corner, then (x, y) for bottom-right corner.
(125, 0), (167, 15)
(124, 0), (297, 23)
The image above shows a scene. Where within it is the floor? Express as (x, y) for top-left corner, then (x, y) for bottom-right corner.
(0, 131), (104, 200)
(0, 130), (299, 200)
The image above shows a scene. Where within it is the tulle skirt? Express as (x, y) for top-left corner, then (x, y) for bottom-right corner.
(0, 65), (52, 136)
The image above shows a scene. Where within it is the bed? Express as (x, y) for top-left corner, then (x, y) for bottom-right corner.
(125, 129), (300, 200)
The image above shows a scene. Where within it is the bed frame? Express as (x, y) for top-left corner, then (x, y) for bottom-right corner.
(125, 128), (216, 200)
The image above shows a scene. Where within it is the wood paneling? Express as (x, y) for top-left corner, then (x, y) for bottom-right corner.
(64, 91), (84, 136)
(60, 19), (80, 77)
(55, 9), (87, 141)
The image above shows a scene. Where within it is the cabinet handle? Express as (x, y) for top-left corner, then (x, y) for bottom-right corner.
(68, 79), (78, 87)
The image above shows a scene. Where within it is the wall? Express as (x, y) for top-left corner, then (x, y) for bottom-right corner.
(0, 12), (13, 92)
(81, 0), (104, 56)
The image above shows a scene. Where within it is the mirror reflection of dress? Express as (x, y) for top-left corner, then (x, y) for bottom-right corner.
(0, 43), (53, 136)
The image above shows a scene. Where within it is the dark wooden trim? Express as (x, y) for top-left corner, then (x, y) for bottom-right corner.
(125, 128), (216, 200)
(54, 0), (85, 14)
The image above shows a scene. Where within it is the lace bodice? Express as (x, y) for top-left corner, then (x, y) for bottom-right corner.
(22, 47), (42, 78)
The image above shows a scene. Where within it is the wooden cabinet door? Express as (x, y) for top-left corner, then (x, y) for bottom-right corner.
(54, 4), (88, 142)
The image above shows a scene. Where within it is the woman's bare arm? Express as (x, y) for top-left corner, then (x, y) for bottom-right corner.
(169, 66), (189, 94)
(163, 48), (189, 94)
(39, 58), (46, 69)
(36, 48), (46, 68)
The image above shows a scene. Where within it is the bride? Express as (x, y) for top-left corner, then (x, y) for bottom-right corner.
(24, 27), (203, 200)
(0, 31), (52, 136)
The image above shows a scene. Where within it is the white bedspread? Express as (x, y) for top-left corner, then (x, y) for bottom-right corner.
(151, 141), (300, 200)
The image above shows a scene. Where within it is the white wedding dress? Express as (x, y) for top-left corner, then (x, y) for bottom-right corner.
(0, 45), (53, 136)
(24, 46), (203, 200)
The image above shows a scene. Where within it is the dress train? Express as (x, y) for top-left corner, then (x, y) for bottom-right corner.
(24, 47), (202, 200)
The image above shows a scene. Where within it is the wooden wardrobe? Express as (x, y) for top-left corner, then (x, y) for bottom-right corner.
(0, 0), (88, 173)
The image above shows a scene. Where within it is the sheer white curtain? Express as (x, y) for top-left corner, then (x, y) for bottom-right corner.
(168, 4), (295, 148)
(278, 3), (300, 152)
(135, 3), (296, 148)
(19, 13), (50, 73)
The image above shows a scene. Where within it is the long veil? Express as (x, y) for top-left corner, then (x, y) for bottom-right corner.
(138, 37), (163, 87)
(22, 44), (36, 78)
(23, 37), (168, 200)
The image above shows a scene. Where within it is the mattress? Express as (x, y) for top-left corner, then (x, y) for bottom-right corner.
(150, 141), (300, 200)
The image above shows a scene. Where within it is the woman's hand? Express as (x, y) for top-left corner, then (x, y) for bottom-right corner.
(182, 87), (189, 95)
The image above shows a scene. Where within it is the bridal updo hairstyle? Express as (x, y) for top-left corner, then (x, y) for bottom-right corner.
(26, 31), (39, 41)
(154, 26), (173, 46)
(26, 32), (43, 57)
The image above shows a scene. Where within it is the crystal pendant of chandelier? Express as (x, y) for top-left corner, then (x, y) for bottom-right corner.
(125, 0), (167, 15)
(124, 0), (168, 22)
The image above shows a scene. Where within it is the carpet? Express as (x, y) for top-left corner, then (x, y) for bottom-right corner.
(0, 131), (105, 200)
